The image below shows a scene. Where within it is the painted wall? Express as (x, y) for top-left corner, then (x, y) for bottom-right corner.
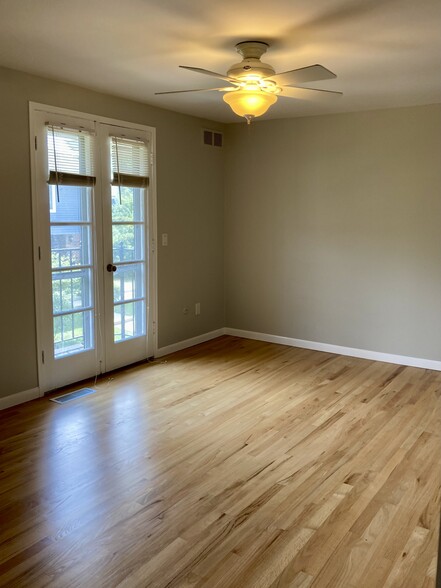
(225, 104), (441, 361)
(0, 66), (225, 398)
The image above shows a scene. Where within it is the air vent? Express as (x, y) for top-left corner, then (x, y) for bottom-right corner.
(50, 387), (96, 404)
(202, 129), (223, 148)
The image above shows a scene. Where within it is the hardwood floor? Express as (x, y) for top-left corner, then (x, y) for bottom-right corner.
(0, 335), (440, 587)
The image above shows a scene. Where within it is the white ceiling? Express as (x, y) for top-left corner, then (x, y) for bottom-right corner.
(0, 0), (440, 123)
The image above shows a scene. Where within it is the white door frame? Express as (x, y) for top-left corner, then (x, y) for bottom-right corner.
(29, 102), (158, 393)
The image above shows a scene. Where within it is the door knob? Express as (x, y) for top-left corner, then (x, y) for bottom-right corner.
(107, 264), (117, 272)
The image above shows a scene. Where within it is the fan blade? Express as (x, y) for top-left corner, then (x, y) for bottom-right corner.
(155, 87), (233, 95)
(267, 64), (336, 86)
(285, 85), (342, 95)
(179, 66), (237, 84)
(279, 86), (342, 99)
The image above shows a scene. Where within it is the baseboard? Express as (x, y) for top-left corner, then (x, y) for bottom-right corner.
(2, 329), (438, 411)
(224, 328), (441, 372)
(0, 387), (41, 410)
(155, 328), (226, 358)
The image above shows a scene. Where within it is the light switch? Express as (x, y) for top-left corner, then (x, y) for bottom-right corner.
(162, 233), (168, 246)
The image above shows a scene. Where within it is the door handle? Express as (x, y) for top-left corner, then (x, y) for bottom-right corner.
(107, 264), (117, 272)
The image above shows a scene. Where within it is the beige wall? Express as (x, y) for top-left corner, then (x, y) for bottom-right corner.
(0, 66), (225, 398)
(225, 104), (441, 360)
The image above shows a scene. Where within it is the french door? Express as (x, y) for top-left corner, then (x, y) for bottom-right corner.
(31, 105), (156, 392)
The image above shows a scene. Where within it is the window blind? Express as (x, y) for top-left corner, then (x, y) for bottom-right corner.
(47, 125), (96, 187)
(111, 136), (149, 188)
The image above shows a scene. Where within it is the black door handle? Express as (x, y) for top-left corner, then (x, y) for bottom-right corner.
(107, 264), (117, 272)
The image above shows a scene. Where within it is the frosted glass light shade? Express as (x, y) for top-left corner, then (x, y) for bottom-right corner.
(223, 90), (277, 118)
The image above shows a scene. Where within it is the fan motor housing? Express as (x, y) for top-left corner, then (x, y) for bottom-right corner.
(227, 41), (275, 80)
(227, 58), (275, 80)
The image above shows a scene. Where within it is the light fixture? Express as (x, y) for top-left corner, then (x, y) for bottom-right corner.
(223, 84), (278, 124)
(156, 41), (341, 125)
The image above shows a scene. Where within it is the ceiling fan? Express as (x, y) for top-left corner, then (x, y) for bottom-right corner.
(155, 41), (342, 123)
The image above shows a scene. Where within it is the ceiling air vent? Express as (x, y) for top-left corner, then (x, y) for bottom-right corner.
(203, 129), (223, 148)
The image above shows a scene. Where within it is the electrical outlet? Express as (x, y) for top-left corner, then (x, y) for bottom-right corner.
(162, 233), (168, 246)
(183, 306), (189, 315)
(195, 302), (201, 316)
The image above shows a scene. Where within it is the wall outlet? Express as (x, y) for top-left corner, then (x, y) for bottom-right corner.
(183, 306), (189, 315)
(162, 233), (168, 246)
(195, 302), (201, 316)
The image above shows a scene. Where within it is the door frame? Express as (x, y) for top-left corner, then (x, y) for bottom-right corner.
(29, 102), (158, 393)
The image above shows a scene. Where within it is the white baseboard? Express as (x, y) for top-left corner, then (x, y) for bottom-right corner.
(3, 329), (436, 411)
(224, 328), (441, 372)
(0, 387), (41, 410)
(155, 328), (226, 358)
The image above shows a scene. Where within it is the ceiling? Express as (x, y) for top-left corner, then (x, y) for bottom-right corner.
(0, 0), (440, 123)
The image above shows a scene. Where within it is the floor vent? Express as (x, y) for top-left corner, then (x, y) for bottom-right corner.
(50, 387), (96, 404)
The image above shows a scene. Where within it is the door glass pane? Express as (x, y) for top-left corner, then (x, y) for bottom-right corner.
(110, 134), (148, 345)
(111, 186), (144, 222)
(49, 185), (91, 223)
(51, 225), (91, 268)
(53, 310), (94, 358)
(52, 269), (92, 313)
(114, 301), (145, 342)
(47, 126), (95, 360)
(113, 263), (144, 303)
(112, 224), (144, 262)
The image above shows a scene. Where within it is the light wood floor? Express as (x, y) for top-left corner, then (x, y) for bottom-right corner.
(1, 336), (440, 588)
